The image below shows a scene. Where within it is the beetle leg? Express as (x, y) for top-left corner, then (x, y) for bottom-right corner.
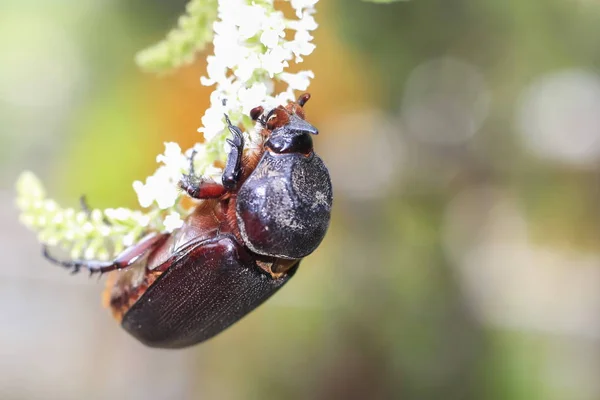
(221, 114), (245, 191)
(179, 148), (228, 199)
(179, 175), (227, 199)
(42, 232), (169, 276)
(178, 114), (245, 199)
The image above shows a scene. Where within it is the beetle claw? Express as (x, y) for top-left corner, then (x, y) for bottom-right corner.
(222, 115), (245, 191)
(228, 126), (244, 145)
(42, 245), (122, 276)
(223, 114), (244, 145)
(234, 130), (244, 144)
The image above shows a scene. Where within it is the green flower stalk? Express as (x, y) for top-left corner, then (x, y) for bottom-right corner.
(16, 172), (164, 260)
(135, 0), (218, 73)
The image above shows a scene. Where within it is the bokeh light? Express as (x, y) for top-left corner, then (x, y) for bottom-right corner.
(401, 57), (490, 145)
(517, 69), (600, 168)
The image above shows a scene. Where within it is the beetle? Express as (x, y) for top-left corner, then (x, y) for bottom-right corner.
(42, 93), (333, 348)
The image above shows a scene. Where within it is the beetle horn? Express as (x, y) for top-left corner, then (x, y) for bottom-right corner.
(288, 113), (318, 135)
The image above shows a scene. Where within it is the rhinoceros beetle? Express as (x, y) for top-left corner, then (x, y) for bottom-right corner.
(42, 93), (333, 348)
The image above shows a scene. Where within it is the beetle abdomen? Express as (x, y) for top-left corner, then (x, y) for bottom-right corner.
(122, 235), (297, 348)
(236, 152), (333, 259)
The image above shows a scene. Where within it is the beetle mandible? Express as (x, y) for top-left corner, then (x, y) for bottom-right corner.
(43, 93), (333, 348)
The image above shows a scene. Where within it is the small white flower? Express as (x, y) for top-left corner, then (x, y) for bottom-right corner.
(238, 83), (268, 114)
(235, 53), (261, 82)
(154, 184), (180, 210)
(236, 5), (265, 39)
(288, 13), (318, 32)
(286, 30), (316, 63)
(157, 142), (187, 169)
(260, 29), (281, 49)
(260, 47), (291, 77)
(274, 89), (296, 106)
(199, 104), (227, 140)
(260, 13), (286, 48)
(291, 0), (319, 18)
(280, 71), (315, 91)
(164, 211), (184, 232)
(132, 180), (155, 208)
(133, 143), (189, 209)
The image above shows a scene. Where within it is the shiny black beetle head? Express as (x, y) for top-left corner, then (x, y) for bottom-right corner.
(252, 93), (319, 156)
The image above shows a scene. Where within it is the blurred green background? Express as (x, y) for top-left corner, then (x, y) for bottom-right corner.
(3, 0), (600, 399)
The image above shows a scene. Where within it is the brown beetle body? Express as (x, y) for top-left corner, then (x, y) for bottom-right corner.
(121, 233), (297, 348)
(43, 94), (332, 348)
(107, 201), (298, 348)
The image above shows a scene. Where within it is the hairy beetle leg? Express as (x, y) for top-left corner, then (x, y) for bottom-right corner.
(222, 114), (245, 191)
(179, 148), (228, 199)
(179, 114), (245, 199)
(179, 175), (227, 199)
(42, 232), (169, 276)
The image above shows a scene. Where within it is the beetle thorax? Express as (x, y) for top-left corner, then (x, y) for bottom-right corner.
(235, 150), (332, 260)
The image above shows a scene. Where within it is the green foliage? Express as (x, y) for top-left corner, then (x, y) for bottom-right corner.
(135, 0), (218, 73)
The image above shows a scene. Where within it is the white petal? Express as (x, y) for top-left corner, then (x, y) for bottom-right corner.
(164, 212), (184, 232)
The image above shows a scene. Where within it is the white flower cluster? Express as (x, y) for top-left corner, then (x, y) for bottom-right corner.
(132, 0), (318, 219)
(131, 141), (223, 217)
(199, 0), (318, 143)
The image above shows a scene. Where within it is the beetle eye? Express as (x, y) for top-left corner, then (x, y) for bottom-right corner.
(266, 112), (277, 130)
(266, 132), (313, 155)
(265, 109), (276, 120)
